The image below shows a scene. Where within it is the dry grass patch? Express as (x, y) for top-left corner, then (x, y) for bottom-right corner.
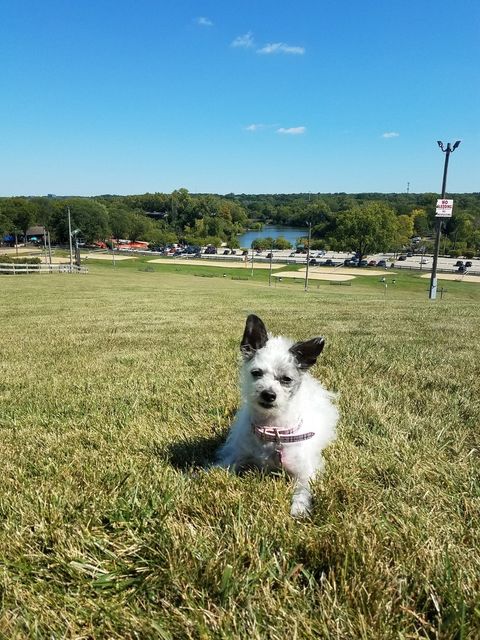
(0, 270), (479, 638)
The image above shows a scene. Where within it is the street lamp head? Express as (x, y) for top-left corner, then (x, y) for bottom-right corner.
(437, 141), (445, 151)
(452, 140), (461, 151)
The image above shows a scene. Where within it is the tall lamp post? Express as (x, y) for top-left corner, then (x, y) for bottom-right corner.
(429, 140), (461, 300)
(304, 221), (312, 292)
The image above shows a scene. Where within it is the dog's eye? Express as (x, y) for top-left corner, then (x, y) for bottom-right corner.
(251, 369), (263, 378)
(280, 376), (293, 385)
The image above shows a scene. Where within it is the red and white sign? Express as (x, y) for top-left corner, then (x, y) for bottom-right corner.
(435, 199), (454, 218)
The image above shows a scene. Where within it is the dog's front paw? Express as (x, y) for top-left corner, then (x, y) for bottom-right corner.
(290, 495), (312, 518)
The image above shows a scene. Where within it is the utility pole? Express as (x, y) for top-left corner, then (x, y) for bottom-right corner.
(47, 230), (52, 266)
(67, 206), (73, 271)
(429, 140), (461, 300)
(304, 221), (312, 291)
(43, 230), (48, 264)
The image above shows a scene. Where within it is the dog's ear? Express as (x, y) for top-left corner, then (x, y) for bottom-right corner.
(289, 337), (325, 369)
(241, 314), (268, 359)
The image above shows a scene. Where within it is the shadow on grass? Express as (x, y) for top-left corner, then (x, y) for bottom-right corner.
(160, 432), (226, 470)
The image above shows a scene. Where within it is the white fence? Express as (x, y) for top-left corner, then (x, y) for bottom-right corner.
(0, 263), (88, 275)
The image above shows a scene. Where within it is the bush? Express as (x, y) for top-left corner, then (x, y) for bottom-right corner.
(464, 249), (475, 259)
(310, 239), (328, 250)
(251, 238), (273, 250)
(0, 255), (41, 264)
(273, 236), (292, 250)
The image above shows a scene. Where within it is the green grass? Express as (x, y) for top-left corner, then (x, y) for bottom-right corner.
(1, 267), (479, 639)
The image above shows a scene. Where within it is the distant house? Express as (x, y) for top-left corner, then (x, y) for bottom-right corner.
(26, 225), (46, 241)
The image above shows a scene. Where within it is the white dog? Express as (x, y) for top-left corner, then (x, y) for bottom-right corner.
(216, 314), (338, 517)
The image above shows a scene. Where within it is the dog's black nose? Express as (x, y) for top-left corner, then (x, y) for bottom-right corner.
(260, 390), (276, 403)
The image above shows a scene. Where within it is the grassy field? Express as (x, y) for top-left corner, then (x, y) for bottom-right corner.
(1, 264), (479, 639)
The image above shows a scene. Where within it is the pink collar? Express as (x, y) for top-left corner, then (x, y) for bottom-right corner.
(252, 419), (315, 444)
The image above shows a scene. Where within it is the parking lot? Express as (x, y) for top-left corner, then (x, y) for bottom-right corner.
(237, 249), (480, 274)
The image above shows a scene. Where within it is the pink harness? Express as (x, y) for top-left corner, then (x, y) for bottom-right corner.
(252, 420), (315, 465)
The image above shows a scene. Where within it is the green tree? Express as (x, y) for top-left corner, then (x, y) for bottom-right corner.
(0, 212), (11, 237)
(51, 199), (109, 243)
(273, 236), (292, 250)
(328, 202), (399, 262)
(411, 208), (430, 236)
(251, 237), (274, 250)
(2, 198), (38, 235)
(127, 212), (155, 242)
(395, 214), (415, 252)
(108, 207), (132, 241)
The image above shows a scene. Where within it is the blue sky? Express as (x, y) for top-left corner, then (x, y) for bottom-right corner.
(1, 0), (479, 196)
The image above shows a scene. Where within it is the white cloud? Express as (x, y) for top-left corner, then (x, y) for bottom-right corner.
(257, 42), (305, 55)
(196, 17), (213, 27)
(231, 32), (255, 48)
(277, 126), (306, 135)
(382, 131), (400, 138)
(245, 124), (264, 131)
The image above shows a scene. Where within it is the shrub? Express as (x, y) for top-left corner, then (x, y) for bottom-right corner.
(273, 236), (292, 250)
(0, 255), (41, 264)
(310, 239), (328, 250)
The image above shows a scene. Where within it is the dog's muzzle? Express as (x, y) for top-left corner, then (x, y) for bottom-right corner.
(259, 390), (276, 407)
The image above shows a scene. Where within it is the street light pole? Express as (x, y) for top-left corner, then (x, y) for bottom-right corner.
(304, 221), (312, 292)
(268, 240), (273, 286)
(429, 140), (461, 300)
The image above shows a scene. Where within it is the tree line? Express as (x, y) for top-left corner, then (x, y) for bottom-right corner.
(1, 190), (479, 256)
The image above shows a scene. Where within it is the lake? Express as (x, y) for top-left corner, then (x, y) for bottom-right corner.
(238, 225), (306, 248)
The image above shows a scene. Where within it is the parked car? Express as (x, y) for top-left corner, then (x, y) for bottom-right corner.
(377, 259), (387, 268)
(368, 260), (377, 267)
(316, 250), (326, 257)
(406, 252), (413, 257)
(204, 246), (217, 254)
(465, 261), (472, 267)
(455, 260), (464, 267)
(266, 252), (273, 259)
(289, 252), (296, 257)
(323, 259), (335, 267)
(420, 258), (428, 264)
(359, 260), (368, 267)
(231, 250), (237, 255)
(309, 258), (318, 265)
(398, 255), (407, 261)
(457, 265), (467, 273)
